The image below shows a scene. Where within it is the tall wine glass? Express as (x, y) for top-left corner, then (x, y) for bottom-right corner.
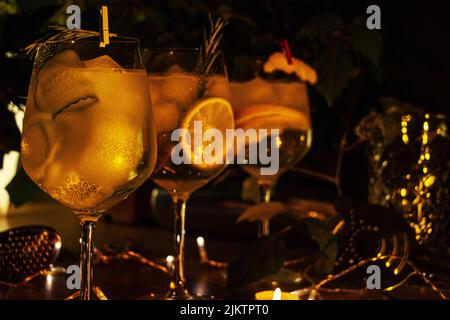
(21, 38), (156, 299)
(231, 58), (312, 237)
(145, 48), (234, 299)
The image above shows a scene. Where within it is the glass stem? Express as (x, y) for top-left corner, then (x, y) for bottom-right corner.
(258, 183), (272, 237)
(79, 219), (96, 300)
(168, 194), (190, 299)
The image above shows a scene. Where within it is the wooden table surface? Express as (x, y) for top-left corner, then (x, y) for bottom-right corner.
(1, 201), (449, 300)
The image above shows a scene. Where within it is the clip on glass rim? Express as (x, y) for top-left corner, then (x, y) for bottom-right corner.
(100, 4), (110, 47)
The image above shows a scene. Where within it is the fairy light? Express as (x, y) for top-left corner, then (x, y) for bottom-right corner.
(45, 274), (54, 291)
(332, 220), (345, 235)
(196, 236), (208, 263)
(1, 245), (446, 300)
(401, 115), (410, 144)
(424, 175), (435, 188)
(400, 188), (407, 197)
(195, 236), (227, 268)
(311, 255), (448, 300)
(272, 288), (281, 300)
(166, 255), (175, 271)
(276, 136), (282, 148)
(401, 114), (438, 244)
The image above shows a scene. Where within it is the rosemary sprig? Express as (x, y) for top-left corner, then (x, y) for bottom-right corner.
(23, 26), (117, 57)
(197, 14), (227, 98)
(198, 14), (227, 75)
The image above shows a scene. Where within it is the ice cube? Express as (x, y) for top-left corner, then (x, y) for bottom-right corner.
(274, 82), (309, 111)
(148, 77), (164, 106)
(83, 55), (122, 69)
(41, 70), (149, 189)
(166, 64), (185, 74)
(24, 64), (154, 211)
(231, 78), (276, 112)
(35, 50), (95, 115)
(152, 102), (180, 133)
(21, 122), (50, 180)
(160, 73), (200, 107)
(45, 49), (85, 68)
(205, 76), (231, 100)
(21, 115), (61, 186)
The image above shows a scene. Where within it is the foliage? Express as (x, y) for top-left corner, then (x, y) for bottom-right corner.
(228, 194), (415, 290)
(230, 203), (339, 289)
(0, 0), (64, 200)
(6, 167), (39, 206)
(227, 228), (287, 290)
(296, 13), (382, 106)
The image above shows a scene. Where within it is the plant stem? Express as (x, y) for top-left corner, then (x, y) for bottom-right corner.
(258, 183), (272, 237)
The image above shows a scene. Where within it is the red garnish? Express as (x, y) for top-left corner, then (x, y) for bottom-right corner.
(280, 39), (293, 65)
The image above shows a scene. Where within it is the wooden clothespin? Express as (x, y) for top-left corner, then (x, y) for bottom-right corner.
(99, 1), (110, 47)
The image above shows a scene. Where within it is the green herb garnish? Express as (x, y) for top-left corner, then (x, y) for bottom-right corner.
(23, 26), (117, 57)
(197, 14), (227, 97)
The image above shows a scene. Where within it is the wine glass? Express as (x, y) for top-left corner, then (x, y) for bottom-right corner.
(231, 57), (312, 236)
(145, 48), (234, 299)
(21, 37), (156, 300)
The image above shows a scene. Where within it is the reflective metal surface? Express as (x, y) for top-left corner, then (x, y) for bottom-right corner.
(0, 225), (61, 283)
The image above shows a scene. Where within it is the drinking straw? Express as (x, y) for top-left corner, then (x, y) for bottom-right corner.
(280, 39), (293, 65)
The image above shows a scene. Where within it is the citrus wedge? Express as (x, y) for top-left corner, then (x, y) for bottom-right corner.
(263, 52), (318, 85)
(181, 97), (234, 169)
(235, 104), (310, 132)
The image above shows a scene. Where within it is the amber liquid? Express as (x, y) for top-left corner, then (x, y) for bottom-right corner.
(22, 68), (156, 215)
(149, 74), (229, 197)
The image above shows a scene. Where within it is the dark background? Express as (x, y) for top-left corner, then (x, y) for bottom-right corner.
(1, 0), (449, 212)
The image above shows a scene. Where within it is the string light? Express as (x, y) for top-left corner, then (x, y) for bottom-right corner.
(309, 255), (448, 300)
(196, 236), (228, 268)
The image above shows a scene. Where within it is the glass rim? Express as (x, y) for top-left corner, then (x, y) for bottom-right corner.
(40, 36), (141, 45)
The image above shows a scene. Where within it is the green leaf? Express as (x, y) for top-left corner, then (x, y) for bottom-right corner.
(304, 218), (332, 249)
(351, 28), (382, 66)
(296, 13), (343, 41)
(303, 218), (338, 275)
(316, 45), (355, 106)
(227, 229), (286, 290)
(241, 176), (260, 203)
(6, 167), (40, 206)
(0, 0), (18, 15)
(0, 104), (21, 153)
(15, 0), (59, 14)
(236, 202), (288, 223)
(312, 240), (338, 275)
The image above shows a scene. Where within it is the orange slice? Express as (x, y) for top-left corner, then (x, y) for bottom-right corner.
(235, 104), (310, 132)
(263, 52), (318, 85)
(181, 97), (234, 169)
